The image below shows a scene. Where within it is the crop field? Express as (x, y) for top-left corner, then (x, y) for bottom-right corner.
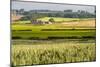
(11, 0), (96, 66)
(37, 17), (80, 22)
(12, 29), (95, 39)
(12, 40), (96, 66)
(37, 17), (95, 22)
(12, 20), (30, 24)
(12, 18), (96, 66)
(12, 17), (95, 24)
(12, 19), (96, 39)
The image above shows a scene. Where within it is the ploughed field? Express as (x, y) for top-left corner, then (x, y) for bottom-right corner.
(11, 18), (96, 66)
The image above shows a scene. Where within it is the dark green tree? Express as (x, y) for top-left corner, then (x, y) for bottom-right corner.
(49, 18), (55, 22)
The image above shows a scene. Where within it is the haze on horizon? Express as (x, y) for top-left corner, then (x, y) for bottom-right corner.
(12, 1), (95, 13)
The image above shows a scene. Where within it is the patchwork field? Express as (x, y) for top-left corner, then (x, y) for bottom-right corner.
(12, 18), (96, 66)
(12, 19), (96, 39)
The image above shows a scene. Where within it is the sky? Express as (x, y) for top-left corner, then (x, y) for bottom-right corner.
(12, 1), (95, 13)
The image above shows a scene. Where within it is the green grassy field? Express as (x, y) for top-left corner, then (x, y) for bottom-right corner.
(38, 17), (80, 22)
(37, 17), (94, 22)
(13, 20), (30, 24)
(12, 40), (96, 66)
(12, 17), (95, 24)
(13, 17), (81, 23)
(12, 23), (95, 39)
(12, 30), (95, 39)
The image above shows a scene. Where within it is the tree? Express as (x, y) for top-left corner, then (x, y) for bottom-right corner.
(64, 9), (73, 12)
(49, 18), (55, 22)
(19, 9), (24, 15)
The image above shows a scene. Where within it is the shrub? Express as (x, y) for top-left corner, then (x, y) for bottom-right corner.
(49, 18), (55, 22)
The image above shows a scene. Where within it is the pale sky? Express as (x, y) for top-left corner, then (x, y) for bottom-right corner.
(12, 1), (95, 13)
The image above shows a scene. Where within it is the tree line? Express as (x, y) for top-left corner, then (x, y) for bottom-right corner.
(14, 9), (95, 21)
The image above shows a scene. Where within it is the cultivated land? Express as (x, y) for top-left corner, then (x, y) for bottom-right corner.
(12, 40), (95, 66)
(37, 17), (95, 22)
(11, 17), (96, 66)
(12, 18), (95, 39)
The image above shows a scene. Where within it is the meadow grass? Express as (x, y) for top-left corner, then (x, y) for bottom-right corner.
(12, 17), (95, 24)
(12, 20), (96, 39)
(38, 17), (80, 22)
(12, 30), (95, 39)
(37, 17), (94, 22)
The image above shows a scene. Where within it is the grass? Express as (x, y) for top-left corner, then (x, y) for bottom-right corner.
(13, 20), (30, 24)
(38, 17), (80, 22)
(12, 17), (95, 24)
(12, 30), (95, 39)
(12, 41), (96, 66)
(12, 19), (96, 39)
(11, 18), (96, 66)
(12, 23), (95, 39)
(37, 17), (94, 22)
